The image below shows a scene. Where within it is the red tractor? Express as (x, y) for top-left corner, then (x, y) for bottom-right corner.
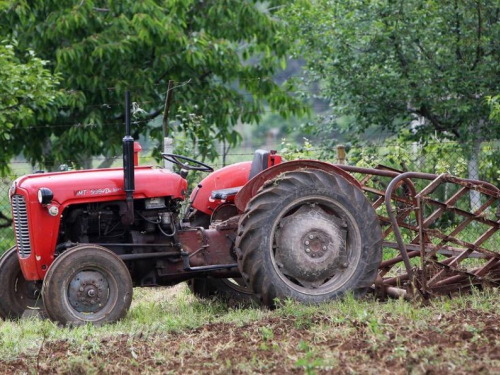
(0, 96), (383, 325)
(4, 95), (500, 326)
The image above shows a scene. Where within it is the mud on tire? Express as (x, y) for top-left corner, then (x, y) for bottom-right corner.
(42, 245), (133, 326)
(236, 170), (382, 307)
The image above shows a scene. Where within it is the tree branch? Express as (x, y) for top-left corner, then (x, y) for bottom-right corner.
(416, 104), (461, 138)
(454, 0), (463, 61)
(471, 1), (483, 70)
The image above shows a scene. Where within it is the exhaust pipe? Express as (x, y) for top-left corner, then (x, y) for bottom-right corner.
(123, 91), (135, 226)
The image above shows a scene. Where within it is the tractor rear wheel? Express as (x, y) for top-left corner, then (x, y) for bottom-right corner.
(236, 170), (382, 307)
(42, 245), (133, 326)
(0, 247), (44, 319)
(188, 277), (255, 306)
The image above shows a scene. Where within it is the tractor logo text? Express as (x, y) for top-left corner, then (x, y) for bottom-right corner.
(74, 187), (121, 196)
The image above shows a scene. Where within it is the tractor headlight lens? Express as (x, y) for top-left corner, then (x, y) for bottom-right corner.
(9, 182), (16, 197)
(38, 188), (54, 205)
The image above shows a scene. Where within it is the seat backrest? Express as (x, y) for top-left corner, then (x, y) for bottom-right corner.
(249, 149), (270, 180)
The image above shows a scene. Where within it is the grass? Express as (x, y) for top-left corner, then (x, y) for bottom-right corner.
(2, 284), (500, 373)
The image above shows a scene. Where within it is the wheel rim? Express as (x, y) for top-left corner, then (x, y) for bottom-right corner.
(271, 196), (362, 296)
(221, 278), (252, 295)
(14, 270), (42, 307)
(66, 267), (117, 321)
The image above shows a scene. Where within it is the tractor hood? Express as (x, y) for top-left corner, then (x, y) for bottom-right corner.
(11, 166), (187, 207)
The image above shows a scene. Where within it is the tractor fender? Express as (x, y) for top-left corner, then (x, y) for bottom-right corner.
(191, 161), (252, 215)
(234, 160), (361, 212)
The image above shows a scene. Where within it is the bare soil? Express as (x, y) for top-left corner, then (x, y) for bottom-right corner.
(2, 309), (500, 374)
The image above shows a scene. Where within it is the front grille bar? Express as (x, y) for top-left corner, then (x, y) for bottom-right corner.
(11, 194), (32, 258)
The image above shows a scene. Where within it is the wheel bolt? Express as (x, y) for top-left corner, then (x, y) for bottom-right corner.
(312, 254), (316, 258)
(305, 248), (311, 253)
(341, 262), (348, 268)
(309, 235), (314, 239)
(79, 287), (84, 292)
(305, 241), (310, 245)
(322, 246), (327, 250)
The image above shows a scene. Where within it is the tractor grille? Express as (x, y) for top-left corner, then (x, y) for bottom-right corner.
(11, 194), (32, 258)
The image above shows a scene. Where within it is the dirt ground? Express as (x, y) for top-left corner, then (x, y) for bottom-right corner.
(2, 309), (500, 374)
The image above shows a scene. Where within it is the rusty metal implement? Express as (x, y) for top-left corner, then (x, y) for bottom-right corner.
(338, 165), (500, 300)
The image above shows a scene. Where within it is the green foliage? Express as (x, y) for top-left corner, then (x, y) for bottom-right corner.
(488, 95), (500, 121)
(279, 137), (314, 160)
(0, 39), (66, 175)
(282, 0), (500, 144)
(0, 0), (308, 170)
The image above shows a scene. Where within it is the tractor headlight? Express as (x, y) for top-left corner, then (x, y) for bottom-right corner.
(38, 188), (54, 205)
(9, 181), (16, 197)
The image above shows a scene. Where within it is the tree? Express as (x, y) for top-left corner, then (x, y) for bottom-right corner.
(0, 39), (65, 175)
(282, 0), (500, 144)
(1, 0), (307, 169)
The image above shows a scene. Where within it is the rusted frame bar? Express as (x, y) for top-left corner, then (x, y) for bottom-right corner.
(428, 229), (500, 260)
(409, 187), (469, 246)
(342, 165), (500, 298)
(422, 198), (500, 228)
(384, 172), (437, 281)
(428, 248), (473, 286)
(475, 258), (500, 277)
(423, 197), (497, 260)
(444, 176), (500, 198)
(341, 165), (500, 198)
(363, 186), (414, 205)
(382, 241), (487, 258)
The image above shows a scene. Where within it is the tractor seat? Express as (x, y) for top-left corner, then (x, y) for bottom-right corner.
(210, 149), (270, 201)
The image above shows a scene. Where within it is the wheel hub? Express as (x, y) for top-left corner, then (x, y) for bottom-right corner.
(303, 231), (331, 258)
(68, 271), (109, 313)
(275, 205), (348, 288)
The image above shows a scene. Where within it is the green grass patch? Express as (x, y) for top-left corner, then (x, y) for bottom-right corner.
(3, 285), (500, 373)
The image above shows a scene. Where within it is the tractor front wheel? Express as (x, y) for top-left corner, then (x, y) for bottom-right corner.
(42, 245), (133, 326)
(236, 170), (382, 307)
(0, 247), (44, 319)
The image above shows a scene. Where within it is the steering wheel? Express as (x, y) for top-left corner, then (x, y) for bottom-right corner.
(161, 153), (214, 172)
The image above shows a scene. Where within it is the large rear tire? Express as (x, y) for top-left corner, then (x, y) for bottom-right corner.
(42, 245), (133, 326)
(0, 247), (44, 319)
(236, 170), (382, 307)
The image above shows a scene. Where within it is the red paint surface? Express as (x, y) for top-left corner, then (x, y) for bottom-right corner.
(191, 162), (252, 215)
(13, 167), (187, 280)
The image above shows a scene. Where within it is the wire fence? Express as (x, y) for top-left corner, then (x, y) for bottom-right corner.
(2, 140), (499, 254)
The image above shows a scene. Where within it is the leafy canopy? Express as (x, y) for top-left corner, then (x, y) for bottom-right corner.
(1, 0), (307, 169)
(0, 38), (65, 175)
(282, 0), (500, 143)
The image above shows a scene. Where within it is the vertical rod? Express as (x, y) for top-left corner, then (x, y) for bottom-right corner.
(417, 196), (427, 293)
(163, 80), (175, 171)
(125, 91), (131, 137)
(336, 145), (346, 165)
(163, 80), (175, 138)
(123, 91), (135, 225)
